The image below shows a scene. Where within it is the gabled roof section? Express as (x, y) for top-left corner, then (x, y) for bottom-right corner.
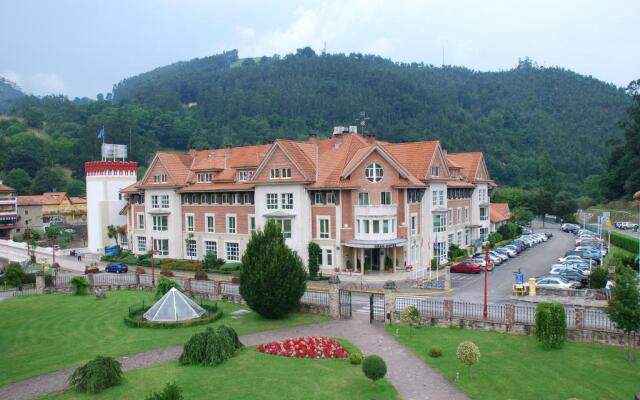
(140, 152), (191, 188)
(340, 143), (420, 185)
(0, 182), (15, 192)
(490, 203), (511, 223)
(382, 141), (439, 181)
(120, 181), (142, 194)
(446, 152), (493, 183)
(17, 192), (69, 206)
(253, 140), (317, 182)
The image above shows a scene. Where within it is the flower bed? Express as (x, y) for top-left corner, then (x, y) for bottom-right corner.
(258, 337), (349, 359)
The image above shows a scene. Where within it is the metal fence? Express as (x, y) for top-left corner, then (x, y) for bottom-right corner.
(513, 304), (536, 324)
(583, 308), (615, 330)
(220, 282), (240, 296)
(190, 280), (216, 294)
(565, 308), (576, 328)
(396, 297), (444, 318)
(93, 273), (136, 286)
(300, 290), (329, 306)
(12, 288), (38, 296)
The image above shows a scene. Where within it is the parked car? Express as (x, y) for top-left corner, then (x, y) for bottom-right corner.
(475, 252), (502, 265)
(473, 257), (494, 271)
(536, 276), (577, 289)
(105, 262), (128, 273)
(555, 270), (588, 287)
(504, 244), (521, 254)
(562, 223), (579, 233)
(490, 250), (509, 262)
(496, 247), (517, 257)
(450, 260), (482, 274)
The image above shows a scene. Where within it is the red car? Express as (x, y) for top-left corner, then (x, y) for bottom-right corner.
(450, 260), (482, 274)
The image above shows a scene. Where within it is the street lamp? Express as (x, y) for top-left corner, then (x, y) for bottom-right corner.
(483, 240), (490, 320)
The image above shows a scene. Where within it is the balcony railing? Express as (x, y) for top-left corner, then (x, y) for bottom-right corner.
(354, 204), (397, 217)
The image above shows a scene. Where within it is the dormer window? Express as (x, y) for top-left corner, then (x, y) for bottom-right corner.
(365, 163), (383, 183)
(431, 166), (440, 177)
(152, 174), (167, 184)
(238, 170), (254, 182)
(197, 173), (213, 183)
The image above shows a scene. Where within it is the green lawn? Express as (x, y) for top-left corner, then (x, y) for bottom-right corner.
(39, 344), (398, 400)
(0, 291), (329, 385)
(387, 325), (638, 400)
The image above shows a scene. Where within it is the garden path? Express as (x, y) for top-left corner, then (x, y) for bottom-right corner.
(0, 314), (467, 400)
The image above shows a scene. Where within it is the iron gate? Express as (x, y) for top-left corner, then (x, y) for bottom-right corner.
(339, 289), (352, 319)
(369, 293), (385, 323)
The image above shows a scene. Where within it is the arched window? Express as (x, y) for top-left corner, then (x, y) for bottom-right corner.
(365, 163), (384, 182)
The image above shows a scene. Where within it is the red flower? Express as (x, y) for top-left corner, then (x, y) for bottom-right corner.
(257, 337), (349, 359)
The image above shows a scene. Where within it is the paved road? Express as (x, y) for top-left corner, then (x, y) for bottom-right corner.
(438, 223), (575, 303)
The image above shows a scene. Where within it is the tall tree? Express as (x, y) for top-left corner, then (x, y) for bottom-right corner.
(31, 166), (67, 194)
(3, 168), (32, 195)
(606, 271), (640, 361)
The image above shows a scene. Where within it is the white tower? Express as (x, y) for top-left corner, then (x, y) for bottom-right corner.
(85, 144), (137, 254)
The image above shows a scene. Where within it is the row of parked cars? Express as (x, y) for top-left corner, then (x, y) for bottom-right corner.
(450, 232), (552, 273)
(535, 229), (607, 290)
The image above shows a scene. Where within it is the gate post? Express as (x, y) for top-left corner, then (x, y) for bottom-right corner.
(328, 275), (341, 319)
(443, 267), (451, 289)
(35, 273), (45, 295)
(443, 299), (453, 321)
(574, 306), (584, 330)
(505, 303), (514, 325)
(383, 280), (397, 323)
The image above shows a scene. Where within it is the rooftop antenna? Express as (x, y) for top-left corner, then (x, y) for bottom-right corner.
(356, 111), (370, 135)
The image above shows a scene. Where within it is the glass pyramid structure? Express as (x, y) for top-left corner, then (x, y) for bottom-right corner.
(143, 288), (207, 322)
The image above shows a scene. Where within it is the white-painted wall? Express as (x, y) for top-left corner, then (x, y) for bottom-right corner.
(143, 189), (181, 258)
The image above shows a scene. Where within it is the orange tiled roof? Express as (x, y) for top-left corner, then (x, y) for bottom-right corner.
(69, 197), (86, 204)
(490, 203), (511, 223)
(17, 192), (68, 206)
(446, 152), (489, 183)
(121, 181), (141, 194)
(0, 183), (15, 192)
(383, 141), (439, 180)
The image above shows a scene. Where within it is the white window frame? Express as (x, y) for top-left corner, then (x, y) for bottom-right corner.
(281, 193), (294, 210)
(266, 193), (278, 209)
(447, 209), (453, 226)
(457, 208), (462, 225)
(326, 192), (336, 205)
(465, 207), (469, 222)
(185, 239), (197, 258)
(432, 191), (437, 206)
(433, 214), (446, 233)
(439, 190), (444, 206)
(381, 191), (392, 205)
(161, 195), (169, 208)
(358, 192), (370, 205)
(204, 240), (217, 257)
(411, 213), (418, 235)
(137, 212), (145, 229)
(318, 216), (330, 239)
(269, 168), (280, 179)
(276, 219), (292, 238)
(480, 207), (489, 221)
(281, 167), (292, 179)
(151, 195), (159, 208)
(225, 241), (240, 261)
(365, 163), (384, 183)
(197, 173), (213, 183)
(320, 246), (333, 267)
(205, 213), (215, 233)
(154, 239), (169, 256)
(152, 215), (168, 231)
(226, 214), (237, 234)
(185, 213), (194, 232)
(314, 192), (324, 205)
(137, 236), (146, 253)
(238, 170), (254, 182)
(248, 215), (256, 233)
(431, 166), (440, 177)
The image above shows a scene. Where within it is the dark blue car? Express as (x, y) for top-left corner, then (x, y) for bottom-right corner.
(105, 262), (128, 273)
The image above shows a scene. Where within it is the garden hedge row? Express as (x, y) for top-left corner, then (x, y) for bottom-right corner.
(609, 232), (639, 255)
(124, 302), (222, 329)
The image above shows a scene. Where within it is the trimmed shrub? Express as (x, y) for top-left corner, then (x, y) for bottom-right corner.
(498, 222), (519, 240)
(220, 262), (241, 272)
(456, 341), (481, 376)
(609, 232), (639, 255)
(588, 267), (608, 289)
(4, 261), (26, 288)
(68, 356), (122, 393)
(240, 220), (307, 319)
(535, 302), (567, 349)
(145, 382), (183, 400)
(428, 346), (443, 358)
(400, 306), (421, 336)
(70, 276), (90, 295)
(448, 244), (468, 260)
(350, 352), (363, 365)
(155, 277), (181, 299)
(488, 232), (503, 248)
(308, 242), (321, 278)
(362, 355), (387, 382)
(179, 325), (242, 366)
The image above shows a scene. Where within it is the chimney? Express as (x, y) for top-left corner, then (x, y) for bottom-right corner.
(366, 133), (375, 144)
(308, 133), (317, 143)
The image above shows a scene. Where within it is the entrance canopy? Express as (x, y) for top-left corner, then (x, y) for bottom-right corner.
(143, 288), (206, 322)
(342, 238), (406, 249)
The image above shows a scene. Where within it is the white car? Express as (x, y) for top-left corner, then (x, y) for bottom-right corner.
(499, 247), (517, 257)
(549, 265), (580, 275)
(559, 255), (587, 263)
(490, 251), (508, 262)
(536, 276), (577, 289)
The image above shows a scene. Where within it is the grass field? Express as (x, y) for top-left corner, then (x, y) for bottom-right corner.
(0, 291), (329, 385)
(387, 325), (638, 400)
(39, 343), (398, 400)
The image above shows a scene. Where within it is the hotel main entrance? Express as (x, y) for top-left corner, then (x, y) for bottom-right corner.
(342, 238), (407, 275)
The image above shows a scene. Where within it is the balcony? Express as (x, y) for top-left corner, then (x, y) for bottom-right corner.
(354, 204), (397, 218)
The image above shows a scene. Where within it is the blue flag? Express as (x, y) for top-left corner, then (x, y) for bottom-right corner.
(96, 127), (105, 140)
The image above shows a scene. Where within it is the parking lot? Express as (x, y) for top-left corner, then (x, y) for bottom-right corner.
(439, 223), (576, 302)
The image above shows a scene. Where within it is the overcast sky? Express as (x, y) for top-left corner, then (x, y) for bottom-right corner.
(1, 0), (639, 98)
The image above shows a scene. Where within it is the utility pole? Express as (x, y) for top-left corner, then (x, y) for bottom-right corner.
(483, 241), (490, 320)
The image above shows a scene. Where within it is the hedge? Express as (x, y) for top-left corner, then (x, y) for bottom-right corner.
(609, 232), (639, 255)
(124, 302), (222, 329)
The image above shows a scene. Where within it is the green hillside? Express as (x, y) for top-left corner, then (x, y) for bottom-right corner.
(0, 77), (24, 112)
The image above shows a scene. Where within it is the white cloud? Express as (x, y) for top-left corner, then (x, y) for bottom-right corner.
(0, 71), (23, 87)
(236, 26), (256, 39)
(30, 72), (67, 95)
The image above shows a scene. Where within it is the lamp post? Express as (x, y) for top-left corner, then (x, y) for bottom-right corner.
(634, 191), (640, 265)
(483, 240), (490, 320)
(150, 236), (156, 287)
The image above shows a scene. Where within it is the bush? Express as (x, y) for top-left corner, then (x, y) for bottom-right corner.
(609, 232), (640, 255)
(240, 220), (307, 319)
(362, 355), (387, 382)
(448, 244), (468, 260)
(456, 341), (481, 376)
(203, 251), (224, 270)
(350, 352), (363, 365)
(179, 325), (242, 366)
(588, 267), (608, 289)
(68, 356), (122, 393)
(535, 302), (567, 349)
(145, 382), (183, 400)
(70, 276), (90, 295)
(497, 222), (519, 240)
(220, 262), (241, 272)
(488, 232), (503, 248)
(428, 346), (443, 358)
(308, 242), (321, 278)
(4, 261), (26, 288)
(155, 277), (181, 298)
(194, 271), (208, 281)
(400, 306), (421, 336)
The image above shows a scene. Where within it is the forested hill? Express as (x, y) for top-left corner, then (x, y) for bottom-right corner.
(0, 77), (24, 112)
(112, 49), (630, 192)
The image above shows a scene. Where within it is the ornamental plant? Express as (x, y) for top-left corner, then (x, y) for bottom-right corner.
(400, 306), (421, 336)
(350, 352), (363, 365)
(179, 325), (242, 366)
(68, 356), (122, 393)
(428, 346), (443, 358)
(362, 355), (387, 382)
(456, 341), (480, 377)
(155, 277), (181, 299)
(308, 242), (321, 278)
(258, 337), (349, 359)
(145, 382), (183, 400)
(535, 302), (567, 349)
(69, 276), (90, 295)
(240, 220), (307, 319)
(606, 272), (640, 361)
